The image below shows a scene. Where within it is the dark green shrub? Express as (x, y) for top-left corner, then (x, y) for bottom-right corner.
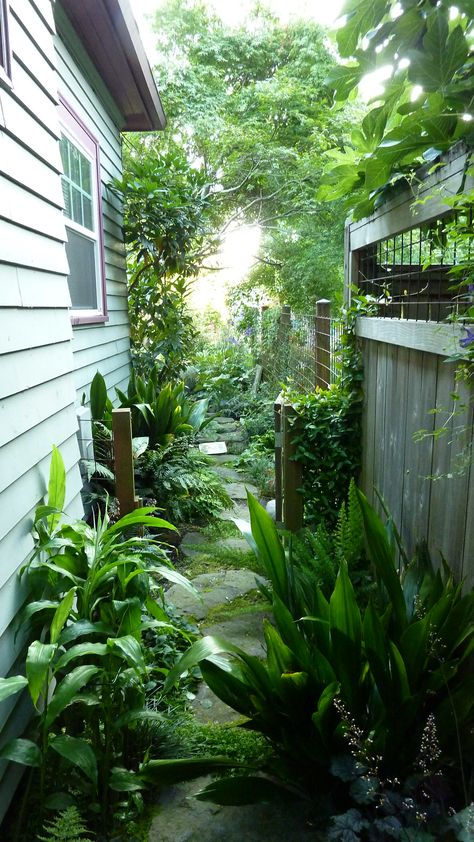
(165, 492), (474, 819)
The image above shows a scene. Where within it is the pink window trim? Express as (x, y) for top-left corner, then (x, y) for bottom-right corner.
(58, 95), (108, 326)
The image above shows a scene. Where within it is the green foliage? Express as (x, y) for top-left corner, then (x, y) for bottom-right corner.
(165, 492), (474, 816)
(2, 449), (236, 836)
(134, 438), (232, 524)
(153, 0), (352, 307)
(190, 339), (254, 411)
(234, 431), (275, 498)
(90, 369), (209, 450)
(37, 807), (91, 842)
(321, 1), (474, 220)
(287, 385), (362, 528)
(112, 138), (213, 379)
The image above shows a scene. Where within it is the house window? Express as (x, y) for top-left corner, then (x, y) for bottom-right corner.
(59, 99), (107, 324)
(0, 0), (11, 81)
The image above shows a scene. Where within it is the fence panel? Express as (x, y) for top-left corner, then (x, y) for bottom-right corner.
(360, 336), (474, 587)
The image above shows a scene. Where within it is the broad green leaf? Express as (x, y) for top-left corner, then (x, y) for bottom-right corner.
(107, 635), (146, 674)
(140, 757), (239, 786)
(195, 775), (301, 805)
(50, 587), (76, 644)
(26, 641), (58, 707)
(90, 370), (107, 421)
(200, 660), (255, 717)
(50, 735), (98, 787)
(45, 665), (99, 728)
(0, 675), (28, 702)
(148, 565), (199, 597)
(58, 619), (113, 645)
(264, 620), (294, 682)
(164, 635), (244, 692)
(363, 600), (391, 703)
(356, 489), (406, 637)
(408, 16), (468, 92)
(388, 641), (411, 703)
(247, 493), (287, 603)
(105, 507), (176, 537)
(109, 767), (144, 792)
(54, 643), (108, 672)
(47, 446), (66, 527)
(336, 0), (387, 58)
(329, 562), (362, 710)
(0, 738), (41, 767)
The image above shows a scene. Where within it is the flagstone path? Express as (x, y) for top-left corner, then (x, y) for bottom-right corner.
(148, 419), (321, 840)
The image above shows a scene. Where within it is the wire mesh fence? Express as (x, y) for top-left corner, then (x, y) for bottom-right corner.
(260, 302), (343, 393)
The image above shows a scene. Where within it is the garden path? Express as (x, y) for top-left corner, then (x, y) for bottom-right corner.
(148, 419), (320, 841)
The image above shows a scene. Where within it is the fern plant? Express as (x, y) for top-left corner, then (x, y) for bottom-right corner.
(37, 807), (91, 841)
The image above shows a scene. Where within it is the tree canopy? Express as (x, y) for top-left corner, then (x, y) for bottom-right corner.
(320, 0), (474, 220)
(150, 0), (353, 309)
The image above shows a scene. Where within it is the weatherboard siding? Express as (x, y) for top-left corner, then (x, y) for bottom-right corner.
(0, 0), (131, 820)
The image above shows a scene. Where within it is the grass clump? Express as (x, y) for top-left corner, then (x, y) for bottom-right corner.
(182, 546), (261, 578)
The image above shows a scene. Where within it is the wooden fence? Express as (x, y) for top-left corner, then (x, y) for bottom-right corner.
(357, 319), (473, 587)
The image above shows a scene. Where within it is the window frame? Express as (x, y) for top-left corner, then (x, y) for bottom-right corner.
(0, 0), (12, 84)
(59, 96), (107, 326)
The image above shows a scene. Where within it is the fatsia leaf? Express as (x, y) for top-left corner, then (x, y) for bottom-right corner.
(50, 735), (98, 787)
(0, 738), (41, 767)
(0, 675), (28, 702)
(26, 641), (58, 707)
(45, 665), (99, 728)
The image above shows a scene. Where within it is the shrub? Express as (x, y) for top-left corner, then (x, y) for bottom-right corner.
(165, 491), (474, 822)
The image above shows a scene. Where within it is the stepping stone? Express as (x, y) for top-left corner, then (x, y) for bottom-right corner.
(224, 482), (259, 500)
(213, 466), (241, 482)
(165, 568), (259, 621)
(182, 531), (208, 546)
(213, 416), (238, 425)
(219, 502), (250, 522)
(149, 777), (319, 842)
(220, 537), (250, 552)
(207, 454), (238, 465)
(199, 441), (227, 455)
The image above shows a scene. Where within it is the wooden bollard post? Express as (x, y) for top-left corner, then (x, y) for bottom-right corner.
(112, 408), (138, 516)
(315, 299), (331, 390)
(282, 401), (304, 532)
(274, 392), (283, 525)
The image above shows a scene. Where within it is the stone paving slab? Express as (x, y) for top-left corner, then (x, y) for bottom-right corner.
(224, 481), (259, 500)
(182, 531), (208, 546)
(166, 569), (259, 621)
(148, 777), (319, 842)
(213, 466), (242, 482)
(219, 502), (250, 522)
(207, 454), (238, 465)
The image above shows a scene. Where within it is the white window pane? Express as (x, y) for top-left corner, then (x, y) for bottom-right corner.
(65, 227), (97, 309)
(80, 153), (92, 194)
(82, 196), (93, 230)
(71, 187), (83, 225)
(70, 144), (81, 187)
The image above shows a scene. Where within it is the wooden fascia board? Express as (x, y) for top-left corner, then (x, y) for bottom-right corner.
(58, 0), (166, 131)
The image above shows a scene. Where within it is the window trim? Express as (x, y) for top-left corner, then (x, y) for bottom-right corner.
(0, 0), (12, 85)
(59, 96), (107, 326)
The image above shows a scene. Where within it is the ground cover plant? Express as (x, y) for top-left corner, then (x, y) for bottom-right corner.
(165, 491), (474, 837)
(0, 449), (240, 840)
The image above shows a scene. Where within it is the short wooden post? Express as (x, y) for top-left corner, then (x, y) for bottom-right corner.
(112, 408), (138, 516)
(315, 299), (331, 390)
(274, 393), (283, 524)
(282, 400), (304, 532)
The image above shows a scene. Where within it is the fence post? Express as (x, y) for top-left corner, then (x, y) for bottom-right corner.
(274, 393), (283, 524)
(112, 408), (138, 516)
(282, 400), (304, 532)
(315, 298), (331, 390)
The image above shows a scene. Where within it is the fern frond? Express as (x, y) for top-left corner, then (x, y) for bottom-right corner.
(37, 806), (91, 842)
